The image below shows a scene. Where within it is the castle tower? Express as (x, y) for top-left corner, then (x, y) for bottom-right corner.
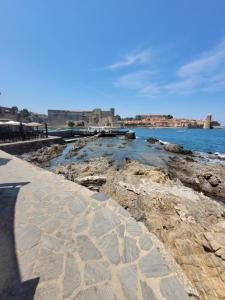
(110, 108), (115, 116)
(204, 113), (212, 129)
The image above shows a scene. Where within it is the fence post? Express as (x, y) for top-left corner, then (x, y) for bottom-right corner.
(45, 123), (48, 138)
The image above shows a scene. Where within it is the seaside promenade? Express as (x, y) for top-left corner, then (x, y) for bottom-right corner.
(0, 150), (189, 299)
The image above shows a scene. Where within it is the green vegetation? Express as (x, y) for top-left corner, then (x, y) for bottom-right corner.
(163, 114), (173, 119)
(67, 120), (75, 127)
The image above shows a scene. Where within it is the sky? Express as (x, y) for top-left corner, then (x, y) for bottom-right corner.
(1, 0), (225, 123)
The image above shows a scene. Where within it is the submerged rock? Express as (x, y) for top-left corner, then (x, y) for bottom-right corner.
(66, 139), (89, 159)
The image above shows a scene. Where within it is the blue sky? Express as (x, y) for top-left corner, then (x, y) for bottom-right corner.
(1, 0), (225, 123)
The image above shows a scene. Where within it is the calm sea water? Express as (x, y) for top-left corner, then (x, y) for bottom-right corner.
(133, 127), (225, 154)
(51, 128), (225, 168)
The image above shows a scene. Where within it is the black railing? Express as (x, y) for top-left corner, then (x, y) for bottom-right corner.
(0, 129), (47, 143)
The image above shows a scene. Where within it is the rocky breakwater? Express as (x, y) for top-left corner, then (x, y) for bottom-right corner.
(19, 144), (66, 167)
(101, 158), (225, 300)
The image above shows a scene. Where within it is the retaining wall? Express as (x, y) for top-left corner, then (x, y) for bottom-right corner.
(0, 136), (64, 155)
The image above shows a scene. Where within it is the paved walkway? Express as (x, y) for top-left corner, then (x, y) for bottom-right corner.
(0, 150), (189, 299)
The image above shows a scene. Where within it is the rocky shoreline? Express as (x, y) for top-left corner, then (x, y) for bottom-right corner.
(18, 137), (225, 300)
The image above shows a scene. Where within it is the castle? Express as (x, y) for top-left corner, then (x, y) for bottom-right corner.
(48, 108), (116, 127)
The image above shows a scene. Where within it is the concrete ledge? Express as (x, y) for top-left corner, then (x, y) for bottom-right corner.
(0, 136), (64, 155)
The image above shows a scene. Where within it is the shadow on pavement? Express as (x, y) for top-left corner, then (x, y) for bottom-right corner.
(0, 182), (39, 300)
(0, 157), (11, 166)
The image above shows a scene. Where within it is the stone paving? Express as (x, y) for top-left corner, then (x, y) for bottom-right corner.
(0, 150), (189, 299)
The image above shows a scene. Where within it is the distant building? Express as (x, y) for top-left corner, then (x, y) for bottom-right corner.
(124, 113), (219, 128)
(48, 108), (116, 127)
(0, 106), (18, 122)
(204, 114), (212, 129)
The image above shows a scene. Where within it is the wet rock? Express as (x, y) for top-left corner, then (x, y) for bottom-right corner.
(164, 143), (192, 155)
(146, 137), (159, 144)
(125, 131), (136, 139)
(76, 152), (87, 160)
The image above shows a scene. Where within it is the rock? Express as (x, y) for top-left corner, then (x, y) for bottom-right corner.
(19, 144), (66, 166)
(146, 137), (159, 144)
(54, 157), (113, 190)
(125, 131), (136, 139)
(66, 136), (96, 159)
(101, 158), (225, 299)
(164, 143), (192, 155)
(168, 157), (225, 199)
(75, 175), (106, 190)
(76, 152), (87, 160)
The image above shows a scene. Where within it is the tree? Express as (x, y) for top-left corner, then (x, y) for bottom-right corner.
(20, 108), (30, 118)
(163, 114), (173, 119)
(11, 106), (18, 114)
(67, 120), (75, 127)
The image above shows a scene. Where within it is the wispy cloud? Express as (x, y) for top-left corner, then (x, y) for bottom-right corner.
(112, 38), (225, 96)
(106, 49), (151, 70)
(114, 70), (161, 96)
(167, 38), (225, 93)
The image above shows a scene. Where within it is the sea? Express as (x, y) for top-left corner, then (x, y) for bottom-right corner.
(51, 128), (225, 168)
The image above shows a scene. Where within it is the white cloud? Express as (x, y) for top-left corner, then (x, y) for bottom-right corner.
(107, 49), (151, 70)
(111, 38), (225, 96)
(114, 70), (161, 96)
(168, 39), (225, 93)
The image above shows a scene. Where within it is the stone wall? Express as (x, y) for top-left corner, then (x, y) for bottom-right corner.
(0, 136), (64, 155)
